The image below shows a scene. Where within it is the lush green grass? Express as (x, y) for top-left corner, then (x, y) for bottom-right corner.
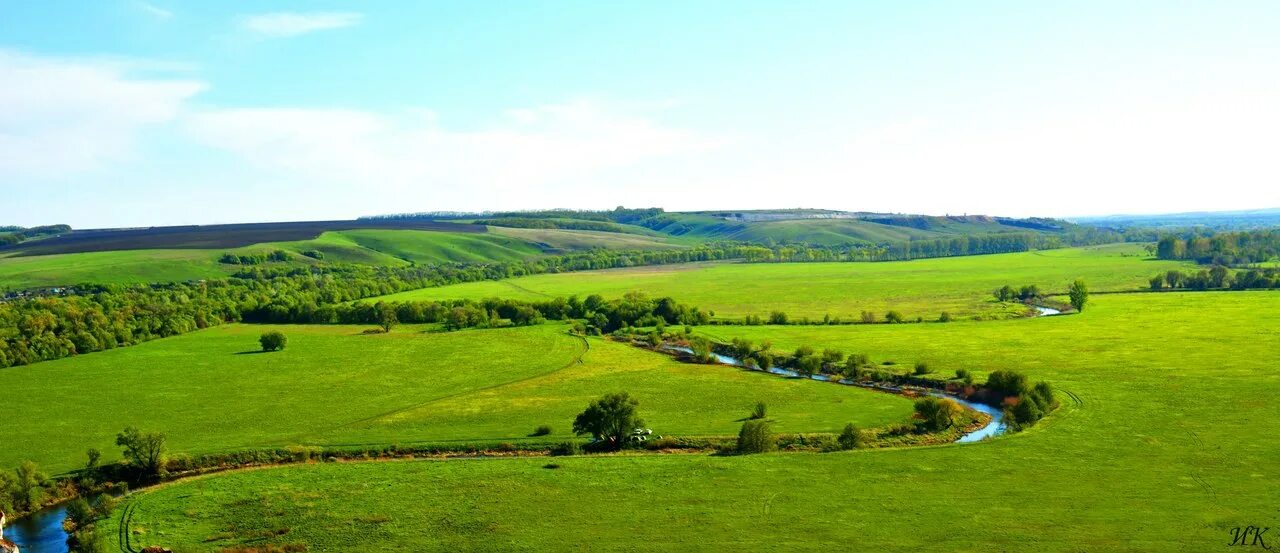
(0, 249), (233, 289)
(271, 229), (547, 265)
(0, 323), (911, 473)
(370, 244), (1195, 320)
(0, 227), (661, 288)
(105, 291), (1280, 551)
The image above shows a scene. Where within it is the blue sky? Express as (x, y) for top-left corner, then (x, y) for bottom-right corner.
(2, 1), (1278, 227)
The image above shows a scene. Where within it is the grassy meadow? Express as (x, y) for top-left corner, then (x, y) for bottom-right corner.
(369, 244), (1195, 320)
(101, 290), (1280, 551)
(0, 227), (680, 289)
(0, 323), (912, 473)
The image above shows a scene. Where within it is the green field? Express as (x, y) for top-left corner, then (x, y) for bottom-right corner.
(0, 249), (233, 289)
(102, 291), (1280, 551)
(0, 323), (912, 473)
(0, 227), (680, 289)
(369, 244), (1195, 320)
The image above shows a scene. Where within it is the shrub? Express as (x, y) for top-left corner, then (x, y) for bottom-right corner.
(837, 423), (863, 450)
(955, 368), (973, 385)
(768, 311), (789, 325)
(913, 397), (962, 431)
(543, 463), (561, 470)
(550, 441), (582, 456)
(985, 370), (1028, 397)
(532, 425), (553, 436)
(259, 331), (287, 352)
(860, 311), (877, 323)
(736, 420), (776, 454)
(885, 311), (905, 324)
(938, 312), (953, 322)
(301, 249), (324, 260)
(750, 401), (767, 420)
(1030, 381), (1057, 411)
(914, 361), (931, 375)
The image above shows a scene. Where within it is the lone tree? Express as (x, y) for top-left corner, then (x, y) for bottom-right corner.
(573, 392), (643, 449)
(116, 426), (168, 478)
(837, 423), (863, 450)
(259, 331), (287, 352)
(736, 419), (776, 454)
(1068, 279), (1089, 312)
(377, 303), (399, 333)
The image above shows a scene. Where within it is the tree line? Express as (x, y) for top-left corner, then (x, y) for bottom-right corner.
(217, 250), (291, 265)
(1156, 229), (1280, 266)
(1149, 266), (1280, 291)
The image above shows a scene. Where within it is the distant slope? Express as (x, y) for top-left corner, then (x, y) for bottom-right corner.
(0, 226), (681, 289)
(1073, 207), (1280, 230)
(487, 227), (687, 251)
(633, 211), (1062, 246)
(0, 219), (485, 256)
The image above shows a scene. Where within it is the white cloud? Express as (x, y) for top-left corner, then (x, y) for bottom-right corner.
(0, 50), (205, 178)
(240, 12), (363, 38)
(183, 100), (727, 210)
(135, 1), (173, 20)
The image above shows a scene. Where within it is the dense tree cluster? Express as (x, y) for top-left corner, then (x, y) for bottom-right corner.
(218, 250), (291, 265)
(1156, 229), (1280, 265)
(1150, 267), (1280, 291)
(994, 284), (1042, 302)
(982, 370), (1057, 429)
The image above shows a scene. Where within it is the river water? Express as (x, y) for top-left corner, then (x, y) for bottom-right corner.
(663, 346), (1007, 443)
(6, 505), (69, 553)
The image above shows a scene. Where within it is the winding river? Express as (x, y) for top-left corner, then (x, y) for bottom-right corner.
(664, 346), (1008, 443)
(5, 505), (68, 553)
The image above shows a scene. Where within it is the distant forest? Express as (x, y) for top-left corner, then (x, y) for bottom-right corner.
(1155, 229), (1280, 265)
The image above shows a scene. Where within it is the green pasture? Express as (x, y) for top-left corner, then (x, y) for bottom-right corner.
(104, 290), (1280, 551)
(369, 244), (1194, 320)
(0, 323), (912, 473)
(0, 227), (676, 289)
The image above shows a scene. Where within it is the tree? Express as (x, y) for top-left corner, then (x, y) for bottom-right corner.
(259, 331), (287, 352)
(1208, 265), (1230, 288)
(377, 303), (399, 332)
(1165, 270), (1184, 289)
(736, 420), (775, 454)
(1149, 275), (1164, 290)
(116, 426), (168, 478)
(837, 423), (863, 450)
(572, 392), (643, 448)
(1067, 279), (1089, 312)
(995, 285), (1017, 302)
(914, 397), (962, 431)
